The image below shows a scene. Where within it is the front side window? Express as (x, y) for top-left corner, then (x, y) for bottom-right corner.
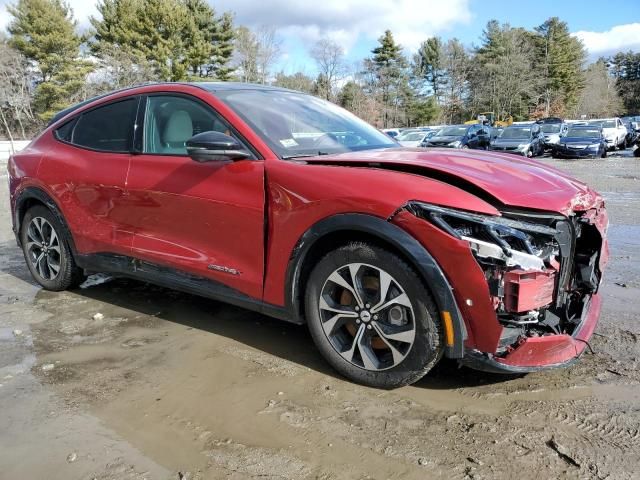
(71, 98), (137, 152)
(216, 89), (397, 158)
(143, 95), (242, 155)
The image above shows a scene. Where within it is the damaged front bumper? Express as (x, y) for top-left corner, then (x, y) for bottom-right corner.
(402, 199), (609, 374)
(460, 293), (602, 373)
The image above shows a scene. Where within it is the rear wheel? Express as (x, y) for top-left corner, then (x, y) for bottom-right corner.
(21, 206), (85, 291)
(305, 243), (444, 388)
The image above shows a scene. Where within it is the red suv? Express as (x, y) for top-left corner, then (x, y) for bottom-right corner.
(8, 83), (609, 388)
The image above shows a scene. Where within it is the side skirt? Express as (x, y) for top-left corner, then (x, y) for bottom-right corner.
(75, 253), (298, 324)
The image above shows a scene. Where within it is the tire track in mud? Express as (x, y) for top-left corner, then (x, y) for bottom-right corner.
(505, 399), (640, 479)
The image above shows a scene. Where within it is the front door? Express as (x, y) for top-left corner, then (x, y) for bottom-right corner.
(124, 94), (265, 299)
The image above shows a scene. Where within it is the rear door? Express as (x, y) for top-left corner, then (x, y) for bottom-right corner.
(123, 93), (265, 299)
(37, 97), (139, 256)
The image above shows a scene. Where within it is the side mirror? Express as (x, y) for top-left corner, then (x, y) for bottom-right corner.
(186, 131), (251, 163)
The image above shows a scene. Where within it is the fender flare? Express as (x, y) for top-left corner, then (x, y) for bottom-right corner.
(13, 187), (79, 258)
(285, 213), (466, 358)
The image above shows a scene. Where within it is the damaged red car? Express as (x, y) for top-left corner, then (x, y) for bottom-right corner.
(7, 83), (609, 388)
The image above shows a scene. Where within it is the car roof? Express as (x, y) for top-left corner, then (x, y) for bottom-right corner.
(48, 81), (301, 126)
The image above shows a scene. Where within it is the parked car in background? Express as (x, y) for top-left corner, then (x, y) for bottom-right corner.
(423, 124), (491, 149)
(396, 129), (432, 147)
(536, 117), (568, 149)
(7, 82), (610, 388)
(622, 120), (638, 147)
(551, 125), (607, 159)
(489, 124), (544, 157)
(587, 118), (627, 150)
(382, 128), (400, 139)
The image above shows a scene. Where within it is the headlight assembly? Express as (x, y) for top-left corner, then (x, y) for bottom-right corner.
(448, 140), (462, 147)
(407, 202), (558, 270)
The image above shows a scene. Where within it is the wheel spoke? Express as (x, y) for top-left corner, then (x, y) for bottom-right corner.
(319, 297), (358, 335)
(370, 292), (412, 314)
(320, 262), (416, 371)
(35, 252), (46, 278)
(371, 269), (393, 312)
(372, 321), (415, 344)
(327, 269), (364, 308)
(372, 323), (405, 365)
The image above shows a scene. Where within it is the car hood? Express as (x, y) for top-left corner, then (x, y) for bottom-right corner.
(492, 138), (530, 147)
(302, 148), (602, 215)
(560, 137), (600, 145)
(427, 135), (463, 143)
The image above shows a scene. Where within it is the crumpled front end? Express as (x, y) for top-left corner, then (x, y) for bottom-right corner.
(404, 197), (609, 373)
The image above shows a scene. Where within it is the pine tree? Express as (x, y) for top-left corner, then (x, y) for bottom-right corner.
(8, 0), (93, 120)
(91, 0), (235, 81)
(414, 37), (444, 100)
(370, 30), (409, 127)
(535, 17), (587, 115)
(210, 12), (235, 80)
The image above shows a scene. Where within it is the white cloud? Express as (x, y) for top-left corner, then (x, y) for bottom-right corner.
(208, 0), (472, 51)
(1, 0), (470, 53)
(573, 23), (640, 58)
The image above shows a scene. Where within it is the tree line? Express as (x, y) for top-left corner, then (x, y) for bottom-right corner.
(1, 0), (638, 141)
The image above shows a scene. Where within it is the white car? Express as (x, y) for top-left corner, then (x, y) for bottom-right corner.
(397, 130), (432, 147)
(588, 118), (627, 150)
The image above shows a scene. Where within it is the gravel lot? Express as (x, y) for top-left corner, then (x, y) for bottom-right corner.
(1, 151), (639, 480)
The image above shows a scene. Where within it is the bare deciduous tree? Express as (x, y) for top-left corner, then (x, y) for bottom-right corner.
(310, 38), (345, 100)
(255, 25), (282, 84)
(0, 41), (38, 144)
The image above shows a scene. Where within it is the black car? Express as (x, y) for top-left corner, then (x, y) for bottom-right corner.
(489, 124), (544, 157)
(551, 125), (607, 159)
(422, 124), (491, 149)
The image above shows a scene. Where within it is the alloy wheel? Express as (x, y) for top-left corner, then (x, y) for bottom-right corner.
(26, 217), (62, 281)
(318, 263), (416, 371)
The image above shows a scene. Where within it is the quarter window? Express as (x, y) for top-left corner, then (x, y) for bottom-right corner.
(143, 95), (240, 155)
(71, 98), (137, 152)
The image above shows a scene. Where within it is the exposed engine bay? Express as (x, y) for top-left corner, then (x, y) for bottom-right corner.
(410, 202), (605, 356)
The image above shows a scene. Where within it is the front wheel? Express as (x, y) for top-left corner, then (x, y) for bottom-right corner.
(21, 205), (85, 291)
(305, 243), (444, 388)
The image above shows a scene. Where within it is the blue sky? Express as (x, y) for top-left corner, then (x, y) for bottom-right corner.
(2, 0), (639, 74)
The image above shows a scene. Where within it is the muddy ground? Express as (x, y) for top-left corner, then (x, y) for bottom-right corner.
(1, 151), (639, 480)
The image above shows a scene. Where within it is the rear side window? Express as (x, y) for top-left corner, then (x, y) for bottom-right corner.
(71, 98), (137, 152)
(54, 118), (76, 141)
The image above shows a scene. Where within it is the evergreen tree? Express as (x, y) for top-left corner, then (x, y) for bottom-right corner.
(91, 0), (235, 81)
(8, 0), (93, 120)
(608, 51), (640, 114)
(370, 30), (409, 127)
(413, 37), (444, 100)
(535, 17), (587, 115)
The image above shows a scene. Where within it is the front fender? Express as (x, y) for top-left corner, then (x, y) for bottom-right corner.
(284, 213), (467, 359)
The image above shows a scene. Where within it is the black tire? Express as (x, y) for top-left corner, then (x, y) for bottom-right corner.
(305, 242), (444, 389)
(21, 205), (85, 291)
(601, 148), (607, 158)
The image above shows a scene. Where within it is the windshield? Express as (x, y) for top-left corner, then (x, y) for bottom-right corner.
(215, 89), (397, 158)
(589, 120), (615, 128)
(437, 126), (468, 136)
(567, 128), (601, 138)
(398, 131), (425, 141)
(540, 124), (561, 134)
(499, 127), (531, 139)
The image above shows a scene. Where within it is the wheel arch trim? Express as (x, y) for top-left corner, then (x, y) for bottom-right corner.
(13, 186), (78, 258)
(285, 213), (466, 358)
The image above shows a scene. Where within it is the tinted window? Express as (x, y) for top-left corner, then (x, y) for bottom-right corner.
(55, 118), (76, 142)
(143, 95), (242, 155)
(71, 99), (137, 152)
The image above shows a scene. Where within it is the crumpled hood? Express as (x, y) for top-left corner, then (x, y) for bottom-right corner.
(303, 148), (603, 215)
